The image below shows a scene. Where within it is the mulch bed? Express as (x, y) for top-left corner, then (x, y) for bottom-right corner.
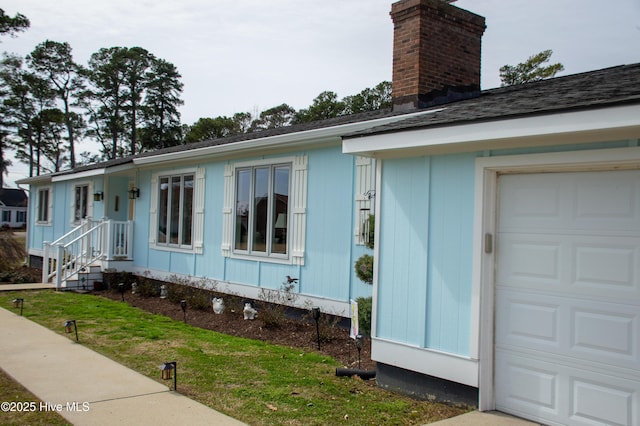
(98, 290), (375, 371)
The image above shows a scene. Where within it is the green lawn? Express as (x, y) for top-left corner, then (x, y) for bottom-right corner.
(0, 368), (70, 426)
(0, 290), (468, 425)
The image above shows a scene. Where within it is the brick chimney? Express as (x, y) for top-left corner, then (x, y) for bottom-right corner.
(391, 0), (486, 111)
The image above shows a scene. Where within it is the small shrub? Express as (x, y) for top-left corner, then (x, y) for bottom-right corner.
(258, 280), (298, 328)
(166, 275), (217, 310)
(135, 272), (161, 297)
(356, 296), (372, 336)
(354, 254), (374, 284)
(303, 308), (342, 343)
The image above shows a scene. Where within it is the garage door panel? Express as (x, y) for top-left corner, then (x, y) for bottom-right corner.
(495, 352), (559, 412)
(570, 302), (640, 367)
(497, 234), (563, 287)
(573, 238), (640, 296)
(498, 235), (640, 301)
(495, 170), (640, 425)
(499, 170), (640, 234)
(571, 378), (634, 426)
(573, 171), (640, 233)
(498, 287), (640, 370)
(496, 289), (560, 349)
(496, 350), (639, 426)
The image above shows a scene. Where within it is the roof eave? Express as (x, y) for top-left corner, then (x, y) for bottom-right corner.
(342, 104), (640, 158)
(133, 110), (436, 167)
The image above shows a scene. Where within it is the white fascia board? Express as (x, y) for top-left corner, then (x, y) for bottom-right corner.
(15, 175), (52, 185)
(52, 168), (107, 182)
(343, 104), (640, 158)
(133, 110), (435, 166)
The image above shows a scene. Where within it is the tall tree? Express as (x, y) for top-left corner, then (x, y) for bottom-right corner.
(27, 40), (85, 168)
(294, 91), (345, 124)
(500, 49), (564, 86)
(0, 9), (29, 37)
(122, 47), (152, 155)
(343, 81), (392, 114)
(249, 103), (296, 131)
(83, 47), (128, 159)
(141, 57), (183, 150)
(184, 116), (240, 143)
(0, 54), (57, 179)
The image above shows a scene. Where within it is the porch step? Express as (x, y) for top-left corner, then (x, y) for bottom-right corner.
(62, 265), (103, 290)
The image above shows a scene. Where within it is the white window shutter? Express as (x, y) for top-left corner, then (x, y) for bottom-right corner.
(69, 185), (75, 225)
(193, 168), (205, 254)
(47, 187), (54, 225)
(149, 175), (158, 245)
(221, 164), (233, 256)
(354, 156), (373, 245)
(290, 155), (308, 265)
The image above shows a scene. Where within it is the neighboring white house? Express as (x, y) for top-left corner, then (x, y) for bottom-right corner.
(0, 188), (28, 229)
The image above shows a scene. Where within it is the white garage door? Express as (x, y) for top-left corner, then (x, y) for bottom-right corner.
(495, 170), (640, 426)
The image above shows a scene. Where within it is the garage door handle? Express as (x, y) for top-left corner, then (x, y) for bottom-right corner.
(485, 233), (493, 254)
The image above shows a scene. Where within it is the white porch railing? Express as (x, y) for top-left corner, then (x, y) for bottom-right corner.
(42, 218), (133, 288)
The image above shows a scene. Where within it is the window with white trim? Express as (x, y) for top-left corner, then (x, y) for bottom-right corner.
(1, 210), (10, 222)
(37, 187), (52, 224)
(235, 163), (290, 256)
(16, 210), (26, 223)
(222, 156), (307, 264)
(149, 168), (205, 253)
(73, 184), (90, 222)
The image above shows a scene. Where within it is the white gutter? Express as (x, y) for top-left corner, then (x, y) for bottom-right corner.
(133, 109), (437, 166)
(343, 104), (640, 158)
(15, 175), (52, 185)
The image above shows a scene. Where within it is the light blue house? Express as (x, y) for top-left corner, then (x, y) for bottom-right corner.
(19, 110), (423, 316)
(341, 1), (640, 424)
(18, 1), (640, 423)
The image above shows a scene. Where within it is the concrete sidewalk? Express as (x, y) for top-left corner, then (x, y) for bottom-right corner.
(0, 306), (246, 426)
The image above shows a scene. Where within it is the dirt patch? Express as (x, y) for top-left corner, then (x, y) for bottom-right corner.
(98, 290), (375, 371)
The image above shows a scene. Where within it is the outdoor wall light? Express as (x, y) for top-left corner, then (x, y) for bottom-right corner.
(312, 307), (321, 350)
(12, 298), (24, 316)
(128, 187), (140, 199)
(64, 319), (78, 342)
(93, 191), (104, 201)
(159, 361), (177, 391)
(180, 299), (187, 323)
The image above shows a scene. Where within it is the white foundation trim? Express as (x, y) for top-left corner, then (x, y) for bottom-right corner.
(372, 337), (479, 387)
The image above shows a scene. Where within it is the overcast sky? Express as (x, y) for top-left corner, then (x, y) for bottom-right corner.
(3, 0), (640, 187)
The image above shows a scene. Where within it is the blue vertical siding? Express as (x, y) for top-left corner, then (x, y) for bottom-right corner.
(377, 157), (430, 345)
(425, 154), (476, 354)
(303, 147), (355, 300)
(377, 154), (476, 355)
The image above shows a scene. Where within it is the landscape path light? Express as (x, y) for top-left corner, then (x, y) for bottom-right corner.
(118, 283), (125, 301)
(180, 299), (187, 323)
(312, 307), (321, 350)
(64, 319), (78, 342)
(12, 298), (24, 316)
(355, 334), (364, 368)
(159, 361), (177, 391)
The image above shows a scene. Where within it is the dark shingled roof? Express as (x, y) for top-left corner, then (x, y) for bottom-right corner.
(345, 63), (640, 139)
(51, 107), (400, 177)
(42, 63), (640, 178)
(0, 188), (28, 207)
